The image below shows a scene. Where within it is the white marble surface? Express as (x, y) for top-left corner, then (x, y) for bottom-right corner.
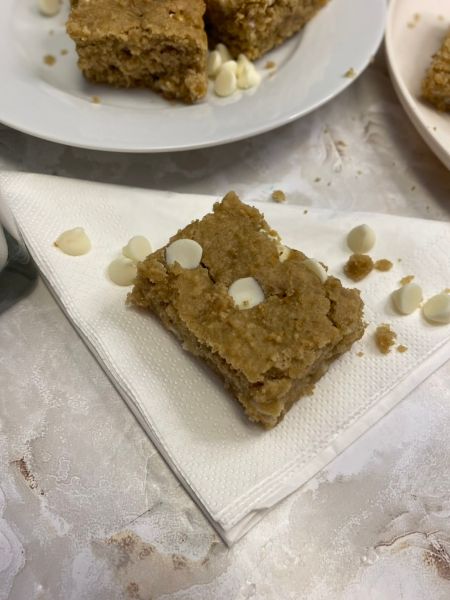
(1, 53), (450, 599)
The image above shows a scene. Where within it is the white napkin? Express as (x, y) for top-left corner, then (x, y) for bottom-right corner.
(2, 172), (449, 545)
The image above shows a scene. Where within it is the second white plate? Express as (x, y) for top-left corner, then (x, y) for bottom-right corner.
(1, 0), (386, 152)
(386, 0), (450, 170)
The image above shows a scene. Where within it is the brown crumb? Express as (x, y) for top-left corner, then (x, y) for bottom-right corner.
(303, 209), (308, 214)
(43, 54), (56, 66)
(357, 351), (364, 357)
(48, 29), (54, 35)
(314, 177), (321, 183)
(397, 345), (408, 353)
(375, 324), (397, 354)
(438, 15), (445, 21)
(91, 96), (101, 104)
(400, 275), (415, 285)
(60, 49), (69, 56)
(265, 60), (276, 69)
(271, 189), (286, 203)
(411, 185), (416, 191)
(374, 259), (393, 272)
(344, 254), (374, 282)
(357, 170), (362, 175)
(343, 68), (356, 78)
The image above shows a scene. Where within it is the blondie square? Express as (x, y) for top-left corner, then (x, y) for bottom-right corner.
(422, 28), (450, 111)
(205, 0), (328, 60)
(67, 0), (208, 103)
(129, 193), (364, 428)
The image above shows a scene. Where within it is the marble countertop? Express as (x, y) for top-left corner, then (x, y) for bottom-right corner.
(1, 54), (450, 599)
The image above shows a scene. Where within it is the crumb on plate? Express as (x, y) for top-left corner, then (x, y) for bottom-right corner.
(374, 258), (393, 272)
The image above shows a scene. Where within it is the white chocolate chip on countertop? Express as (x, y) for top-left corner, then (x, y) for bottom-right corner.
(303, 258), (328, 283)
(423, 293), (450, 324)
(166, 239), (203, 269)
(347, 224), (376, 254)
(38, 0), (61, 16)
(54, 227), (91, 256)
(207, 50), (222, 78)
(392, 283), (423, 315)
(122, 236), (152, 263)
(108, 257), (137, 286)
(214, 66), (237, 97)
(228, 277), (265, 310)
(216, 43), (232, 63)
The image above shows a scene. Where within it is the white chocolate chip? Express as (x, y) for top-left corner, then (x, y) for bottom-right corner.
(228, 277), (265, 310)
(347, 224), (376, 254)
(392, 283), (423, 315)
(214, 66), (237, 97)
(166, 238), (203, 269)
(216, 43), (232, 63)
(207, 50), (222, 78)
(108, 257), (137, 286)
(423, 293), (450, 324)
(236, 55), (261, 89)
(38, 0), (61, 16)
(303, 258), (327, 283)
(221, 60), (238, 75)
(277, 243), (291, 263)
(54, 227), (91, 256)
(122, 235), (152, 263)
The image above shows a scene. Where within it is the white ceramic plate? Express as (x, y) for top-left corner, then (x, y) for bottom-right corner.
(386, 0), (450, 170)
(1, 0), (386, 153)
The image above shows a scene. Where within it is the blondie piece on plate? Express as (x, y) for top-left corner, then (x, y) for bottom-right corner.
(422, 28), (450, 111)
(66, 0), (208, 103)
(129, 193), (364, 428)
(205, 0), (329, 60)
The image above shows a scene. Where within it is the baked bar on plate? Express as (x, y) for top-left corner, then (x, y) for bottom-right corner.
(422, 28), (450, 112)
(205, 0), (329, 60)
(129, 192), (364, 428)
(67, 0), (208, 104)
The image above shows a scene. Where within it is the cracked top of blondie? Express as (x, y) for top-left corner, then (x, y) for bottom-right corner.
(67, 0), (206, 41)
(129, 192), (364, 384)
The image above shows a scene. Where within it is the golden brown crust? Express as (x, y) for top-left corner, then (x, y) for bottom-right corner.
(422, 28), (450, 111)
(205, 0), (328, 60)
(129, 192), (365, 428)
(67, 0), (208, 103)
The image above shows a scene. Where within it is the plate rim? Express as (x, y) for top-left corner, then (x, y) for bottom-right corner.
(1, 0), (387, 153)
(385, 0), (450, 171)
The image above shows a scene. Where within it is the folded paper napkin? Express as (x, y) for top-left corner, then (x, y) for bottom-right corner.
(2, 172), (449, 544)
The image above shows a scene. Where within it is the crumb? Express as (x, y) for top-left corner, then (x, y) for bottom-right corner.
(49, 29), (54, 35)
(433, 127), (437, 131)
(271, 190), (286, 203)
(397, 258), (402, 263)
(303, 209), (308, 214)
(43, 54), (56, 66)
(265, 60), (276, 69)
(344, 254), (374, 282)
(357, 170), (362, 175)
(374, 259), (393, 272)
(411, 185), (416, 191)
(426, 205), (430, 211)
(60, 49), (69, 56)
(357, 351), (364, 357)
(327, 182), (331, 186)
(91, 96), (101, 104)
(438, 15), (444, 21)
(343, 68), (356, 78)
(375, 324), (397, 354)
(397, 345), (408, 353)
(314, 177), (321, 183)
(400, 275), (415, 285)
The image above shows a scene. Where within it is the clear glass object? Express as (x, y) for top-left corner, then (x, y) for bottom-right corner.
(0, 197), (37, 313)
